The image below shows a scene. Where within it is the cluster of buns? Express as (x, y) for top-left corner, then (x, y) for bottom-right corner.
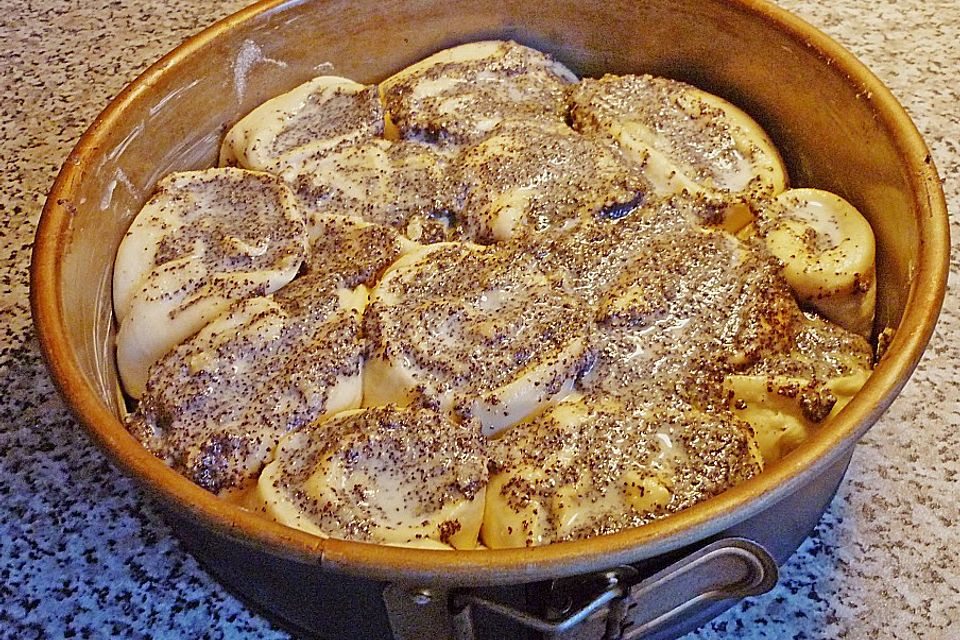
(115, 41), (874, 548)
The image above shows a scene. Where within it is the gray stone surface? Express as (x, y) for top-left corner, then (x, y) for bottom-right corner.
(1, 0), (956, 637)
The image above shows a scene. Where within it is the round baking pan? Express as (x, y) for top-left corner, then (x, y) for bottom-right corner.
(31, 0), (949, 637)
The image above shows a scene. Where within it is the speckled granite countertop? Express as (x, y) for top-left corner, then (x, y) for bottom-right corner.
(1, 0), (957, 638)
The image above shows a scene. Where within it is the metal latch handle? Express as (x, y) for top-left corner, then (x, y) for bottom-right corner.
(455, 537), (777, 640)
(383, 537), (778, 640)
